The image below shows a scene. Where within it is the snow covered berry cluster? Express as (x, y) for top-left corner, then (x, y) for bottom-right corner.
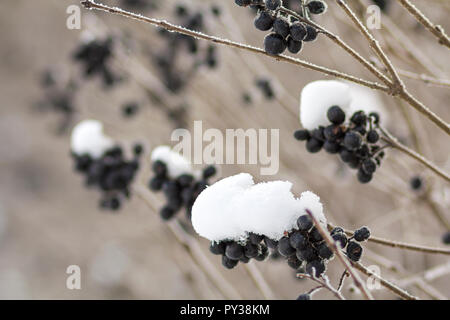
(148, 146), (217, 220)
(155, 4), (218, 93)
(234, 0), (326, 55)
(295, 80), (386, 184)
(191, 173), (370, 277)
(71, 120), (142, 210)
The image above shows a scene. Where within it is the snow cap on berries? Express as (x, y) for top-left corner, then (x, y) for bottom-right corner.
(71, 119), (114, 158)
(300, 80), (353, 130)
(191, 173), (326, 242)
(151, 145), (194, 179)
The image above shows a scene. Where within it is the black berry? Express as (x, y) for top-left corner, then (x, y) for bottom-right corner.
(346, 241), (363, 262)
(307, 0), (327, 14)
(297, 215), (313, 231)
(264, 33), (287, 55)
(327, 105), (346, 125)
(354, 226), (371, 242)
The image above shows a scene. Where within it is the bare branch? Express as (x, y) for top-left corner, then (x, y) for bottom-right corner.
(379, 127), (450, 182)
(395, 0), (450, 48)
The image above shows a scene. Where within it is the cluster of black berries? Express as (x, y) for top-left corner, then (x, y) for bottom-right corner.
(72, 37), (120, 88)
(234, 0), (327, 55)
(209, 233), (270, 269)
(72, 145), (143, 211)
(36, 69), (78, 134)
(148, 163), (217, 220)
(294, 106), (385, 184)
(211, 214), (369, 273)
(154, 4), (218, 93)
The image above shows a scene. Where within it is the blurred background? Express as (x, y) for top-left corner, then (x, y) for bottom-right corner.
(0, 0), (449, 299)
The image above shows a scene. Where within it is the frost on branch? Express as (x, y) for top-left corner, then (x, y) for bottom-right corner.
(70, 119), (114, 158)
(191, 173), (326, 242)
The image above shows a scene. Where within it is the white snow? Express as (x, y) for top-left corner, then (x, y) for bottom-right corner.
(300, 80), (353, 130)
(71, 119), (114, 158)
(299, 80), (386, 129)
(191, 173), (326, 242)
(151, 145), (195, 179)
(348, 83), (386, 121)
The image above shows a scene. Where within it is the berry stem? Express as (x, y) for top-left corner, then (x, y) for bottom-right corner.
(328, 223), (450, 255)
(305, 209), (375, 300)
(296, 273), (346, 300)
(395, 0), (450, 49)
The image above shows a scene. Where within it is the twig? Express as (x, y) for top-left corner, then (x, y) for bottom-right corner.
(328, 223), (450, 255)
(79, 0), (388, 91)
(335, 0), (403, 91)
(352, 261), (419, 300)
(379, 127), (450, 182)
(305, 209), (374, 300)
(335, 0), (450, 136)
(296, 273), (346, 300)
(279, 6), (393, 87)
(395, 0), (450, 48)
(337, 270), (349, 292)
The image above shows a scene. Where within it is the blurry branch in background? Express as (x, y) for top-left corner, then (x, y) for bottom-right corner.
(134, 185), (277, 300)
(378, 127), (450, 182)
(134, 185), (242, 299)
(395, 0), (450, 48)
(328, 223), (450, 255)
(352, 261), (419, 300)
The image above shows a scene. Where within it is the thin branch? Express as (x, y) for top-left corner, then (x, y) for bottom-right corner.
(352, 261), (419, 300)
(395, 0), (450, 48)
(79, 0), (388, 91)
(379, 127), (450, 182)
(305, 209), (374, 300)
(296, 273), (346, 300)
(328, 223), (450, 255)
(335, 0), (450, 136)
(396, 69), (450, 88)
(337, 270), (349, 292)
(279, 6), (393, 87)
(335, 0), (403, 90)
